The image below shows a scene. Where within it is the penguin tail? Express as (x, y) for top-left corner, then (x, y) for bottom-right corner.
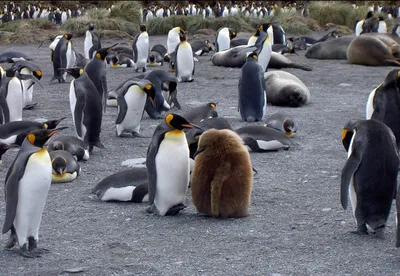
(246, 116), (256, 123)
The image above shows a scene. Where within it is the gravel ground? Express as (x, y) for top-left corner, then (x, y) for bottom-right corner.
(0, 31), (400, 276)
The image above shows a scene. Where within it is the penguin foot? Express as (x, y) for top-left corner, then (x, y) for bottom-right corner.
(146, 205), (156, 214)
(5, 234), (17, 249)
(165, 203), (186, 216)
(373, 226), (385, 239)
(23, 103), (37, 110)
(142, 68), (146, 72)
(187, 78), (194, 83)
(20, 244), (41, 258)
(350, 224), (368, 235)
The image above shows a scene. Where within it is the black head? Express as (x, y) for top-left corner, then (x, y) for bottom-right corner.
(247, 52), (258, 61)
(282, 119), (297, 136)
(96, 44), (118, 60)
(63, 33), (73, 40)
(382, 69), (400, 88)
(142, 83), (156, 106)
(27, 127), (67, 148)
(179, 32), (186, 42)
(51, 141), (64, 151)
(140, 24), (146, 32)
(366, 11), (374, 19)
(61, 67), (83, 79)
(341, 120), (358, 151)
(149, 55), (155, 62)
(88, 23), (94, 31)
(52, 156), (67, 175)
(207, 102), (217, 109)
(229, 29), (237, 40)
(378, 16), (385, 21)
(165, 113), (200, 130)
(42, 117), (66, 129)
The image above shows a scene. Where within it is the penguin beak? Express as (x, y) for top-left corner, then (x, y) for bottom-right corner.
(48, 126), (68, 137)
(107, 43), (118, 52)
(55, 117), (67, 125)
(182, 123), (202, 130)
(57, 168), (64, 175)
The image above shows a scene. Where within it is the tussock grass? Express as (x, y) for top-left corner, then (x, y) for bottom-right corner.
(0, 18), (60, 44)
(309, 1), (369, 29)
(109, 1), (142, 22)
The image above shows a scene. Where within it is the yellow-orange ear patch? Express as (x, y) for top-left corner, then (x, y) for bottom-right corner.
(165, 114), (174, 127)
(145, 84), (152, 90)
(96, 53), (101, 59)
(341, 129), (348, 141)
(28, 133), (35, 144)
(210, 103), (216, 109)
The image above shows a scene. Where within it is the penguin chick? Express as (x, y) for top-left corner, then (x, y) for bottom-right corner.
(191, 129), (253, 218)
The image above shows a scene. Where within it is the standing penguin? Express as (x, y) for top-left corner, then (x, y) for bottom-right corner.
(2, 128), (65, 258)
(341, 119), (398, 237)
(175, 32), (195, 82)
(84, 23), (101, 59)
(50, 34), (75, 83)
(84, 45), (115, 112)
(372, 16), (387, 33)
(116, 79), (156, 137)
(167, 26), (185, 58)
(238, 53), (266, 122)
(259, 23), (286, 45)
(215, 27), (236, 52)
(11, 60), (42, 110)
(146, 113), (199, 216)
(63, 67), (104, 153)
(132, 24), (150, 72)
(366, 69), (400, 149)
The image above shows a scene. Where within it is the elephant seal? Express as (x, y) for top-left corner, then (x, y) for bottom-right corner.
(305, 36), (355, 60)
(264, 71), (310, 107)
(347, 33), (400, 66)
(212, 46), (312, 71)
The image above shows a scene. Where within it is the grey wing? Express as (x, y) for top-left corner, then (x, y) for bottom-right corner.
(116, 90), (128, 124)
(101, 74), (107, 112)
(132, 34), (139, 63)
(370, 88), (385, 121)
(340, 146), (361, 210)
(2, 151), (32, 234)
(146, 128), (166, 204)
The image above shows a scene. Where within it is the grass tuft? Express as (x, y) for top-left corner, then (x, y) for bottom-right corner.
(309, 1), (369, 30)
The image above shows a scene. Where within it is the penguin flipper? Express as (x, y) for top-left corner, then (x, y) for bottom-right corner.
(370, 90), (385, 122)
(2, 151), (33, 234)
(131, 183), (149, 203)
(340, 150), (361, 210)
(146, 130), (165, 204)
(116, 92), (128, 125)
(101, 75), (108, 112)
(132, 34), (139, 63)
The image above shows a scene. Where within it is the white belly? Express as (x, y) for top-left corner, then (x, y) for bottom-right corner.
(66, 42), (76, 69)
(176, 44), (194, 81)
(0, 134), (17, 144)
(116, 85), (146, 136)
(247, 36), (257, 46)
(167, 33), (180, 54)
(377, 22), (387, 33)
(14, 149), (51, 246)
(347, 130), (358, 222)
(49, 36), (62, 51)
(101, 186), (135, 201)
(355, 21), (363, 36)
(7, 77), (23, 122)
(135, 33), (149, 68)
(84, 31), (92, 59)
(154, 132), (189, 216)
(20, 67), (33, 106)
(366, 88), (376, 119)
(258, 41), (272, 71)
(217, 28), (230, 52)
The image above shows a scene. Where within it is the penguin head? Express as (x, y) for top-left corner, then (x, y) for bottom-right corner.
(42, 117), (66, 129)
(366, 11), (374, 19)
(140, 24), (147, 32)
(247, 52), (258, 61)
(51, 141), (64, 151)
(61, 67), (83, 79)
(282, 119), (297, 136)
(27, 127), (67, 148)
(165, 113), (200, 130)
(96, 44), (117, 61)
(149, 55), (155, 62)
(52, 156), (67, 175)
(179, 32), (187, 42)
(341, 120), (358, 152)
(88, 23), (94, 31)
(207, 102), (217, 109)
(378, 16), (385, 21)
(382, 69), (400, 88)
(142, 83), (156, 106)
(63, 33), (72, 40)
(228, 28), (237, 40)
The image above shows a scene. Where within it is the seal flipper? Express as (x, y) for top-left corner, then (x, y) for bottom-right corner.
(287, 62), (313, 71)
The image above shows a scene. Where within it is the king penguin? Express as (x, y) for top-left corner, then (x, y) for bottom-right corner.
(215, 27), (236, 52)
(84, 23), (101, 59)
(132, 24), (150, 72)
(366, 69), (400, 150)
(50, 150), (81, 183)
(175, 32), (195, 82)
(62, 67), (104, 153)
(167, 27), (185, 58)
(50, 33), (75, 83)
(2, 127), (66, 258)
(84, 45), (116, 112)
(238, 52), (266, 122)
(146, 113), (200, 216)
(116, 79), (156, 137)
(341, 119), (398, 237)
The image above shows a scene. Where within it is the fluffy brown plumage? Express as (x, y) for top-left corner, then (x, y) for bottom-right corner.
(191, 129), (253, 218)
